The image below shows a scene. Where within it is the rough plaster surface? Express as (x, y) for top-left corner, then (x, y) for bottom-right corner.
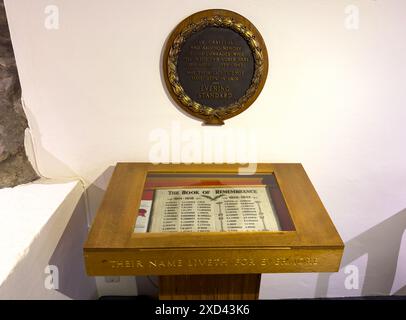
(0, 0), (37, 188)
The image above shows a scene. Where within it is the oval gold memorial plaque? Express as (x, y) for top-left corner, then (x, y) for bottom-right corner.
(163, 9), (269, 125)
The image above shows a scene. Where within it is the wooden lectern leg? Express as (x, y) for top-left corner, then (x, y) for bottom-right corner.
(159, 274), (261, 300)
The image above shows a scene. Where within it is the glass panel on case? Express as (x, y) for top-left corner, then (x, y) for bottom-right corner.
(134, 173), (294, 233)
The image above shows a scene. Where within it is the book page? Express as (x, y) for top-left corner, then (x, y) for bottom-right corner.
(147, 186), (280, 232)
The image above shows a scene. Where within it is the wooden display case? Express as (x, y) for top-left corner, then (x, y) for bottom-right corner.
(84, 163), (344, 299)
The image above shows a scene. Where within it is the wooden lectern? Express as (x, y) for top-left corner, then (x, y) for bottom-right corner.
(83, 163), (344, 299)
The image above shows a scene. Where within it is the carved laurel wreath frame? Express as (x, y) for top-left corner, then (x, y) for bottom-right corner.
(164, 10), (268, 125)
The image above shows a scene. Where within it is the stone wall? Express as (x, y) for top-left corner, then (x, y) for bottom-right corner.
(0, 0), (38, 188)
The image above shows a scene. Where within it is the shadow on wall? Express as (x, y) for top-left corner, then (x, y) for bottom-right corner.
(86, 166), (115, 224)
(48, 193), (98, 300)
(86, 165), (159, 298)
(316, 208), (406, 297)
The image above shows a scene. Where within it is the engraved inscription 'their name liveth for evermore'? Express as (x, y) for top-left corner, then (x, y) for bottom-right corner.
(106, 256), (319, 270)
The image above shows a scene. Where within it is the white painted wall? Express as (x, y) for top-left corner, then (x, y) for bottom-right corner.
(0, 179), (97, 299)
(4, 0), (406, 298)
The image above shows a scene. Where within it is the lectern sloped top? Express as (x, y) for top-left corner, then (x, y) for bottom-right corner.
(84, 163), (344, 276)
